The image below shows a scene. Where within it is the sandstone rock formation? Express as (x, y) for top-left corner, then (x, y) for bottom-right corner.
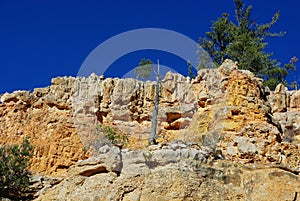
(36, 144), (299, 201)
(0, 59), (299, 200)
(0, 79), (89, 175)
(268, 84), (300, 143)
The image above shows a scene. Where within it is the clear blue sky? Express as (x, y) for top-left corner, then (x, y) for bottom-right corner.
(0, 0), (299, 93)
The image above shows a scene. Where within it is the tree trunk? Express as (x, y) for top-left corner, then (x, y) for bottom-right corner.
(148, 61), (160, 145)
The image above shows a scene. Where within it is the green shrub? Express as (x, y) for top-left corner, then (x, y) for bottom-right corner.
(97, 124), (128, 147)
(0, 137), (33, 199)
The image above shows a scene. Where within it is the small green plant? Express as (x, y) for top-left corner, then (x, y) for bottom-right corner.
(0, 137), (34, 200)
(97, 124), (128, 146)
(134, 58), (154, 80)
(290, 81), (298, 91)
(187, 60), (196, 79)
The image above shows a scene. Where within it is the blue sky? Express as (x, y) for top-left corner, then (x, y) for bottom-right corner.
(0, 0), (299, 93)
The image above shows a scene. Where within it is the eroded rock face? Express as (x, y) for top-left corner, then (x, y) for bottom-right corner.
(38, 168), (298, 201)
(0, 79), (89, 176)
(36, 144), (300, 201)
(184, 60), (299, 168)
(72, 72), (199, 151)
(268, 86), (300, 144)
(0, 58), (299, 198)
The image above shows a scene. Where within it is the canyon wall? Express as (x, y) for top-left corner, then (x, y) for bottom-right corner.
(0, 60), (299, 175)
(0, 60), (299, 200)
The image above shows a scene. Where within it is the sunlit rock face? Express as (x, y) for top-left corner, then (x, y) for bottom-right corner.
(0, 79), (89, 176)
(0, 60), (299, 200)
(35, 144), (299, 201)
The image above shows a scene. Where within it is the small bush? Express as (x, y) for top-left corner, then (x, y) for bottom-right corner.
(0, 137), (33, 200)
(97, 124), (128, 147)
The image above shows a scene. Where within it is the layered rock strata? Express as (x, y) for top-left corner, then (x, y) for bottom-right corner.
(36, 144), (300, 201)
(0, 60), (300, 175)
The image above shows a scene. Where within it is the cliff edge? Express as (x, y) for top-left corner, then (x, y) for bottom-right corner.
(0, 60), (299, 200)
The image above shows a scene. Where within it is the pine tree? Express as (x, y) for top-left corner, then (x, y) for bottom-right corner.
(134, 58), (154, 80)
(0, 137), (33, 199)
(199, 0), (296, 90)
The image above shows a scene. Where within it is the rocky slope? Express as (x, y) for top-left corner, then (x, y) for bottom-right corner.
(0, 59), (299, 200)
(36, 144), (300, 201)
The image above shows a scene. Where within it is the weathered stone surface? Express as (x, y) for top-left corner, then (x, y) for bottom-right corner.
(218, 59), (238, 76)
(1, 60), (300, 176)
(36, 143), (300, 201)
(0, 77), (88, 176)
(69, 145), (122, 176)
(0, 60), (300, 200)
(120, 143), (211, 176)
(268, 83), (288, 113)
(67, 71), (202, 151)
(290, 90), (300, 109)
(28, 174), (63, 199)
(184, 64), (296, 167)
(268, 84), (300, 144)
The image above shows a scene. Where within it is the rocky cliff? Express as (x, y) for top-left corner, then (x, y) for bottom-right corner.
(36, 144), (300, 201)
(0, 60), (299, 200)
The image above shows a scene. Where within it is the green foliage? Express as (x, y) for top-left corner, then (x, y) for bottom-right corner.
(290, 81), (298, 90)
(133, 58), (160, 145)
(187, 60), (196, 78)
(97, 124), (128, 147)
(198, 48), (217, 70)
(200, 13), (235, 67)
(134, 58), (154, 79)
(198, 0), (296, 90)
(0, 137), (33, 199)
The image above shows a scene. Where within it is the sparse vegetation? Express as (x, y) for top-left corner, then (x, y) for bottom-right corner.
(290, 81), (298, 91)
(0, 137), (33, 200)
(134, 58), (161, 145)
(97, 124), (128, 147)
(198, 0), (297, 90)
(187, 60), (196, 79)
(134, 58), (154, 80)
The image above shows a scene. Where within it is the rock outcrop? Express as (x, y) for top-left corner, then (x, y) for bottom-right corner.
(0, 80), (89, 175)
(0, 59), (299, 200)
(37, 144), (300, 201)
(268, 84), (300, 143)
